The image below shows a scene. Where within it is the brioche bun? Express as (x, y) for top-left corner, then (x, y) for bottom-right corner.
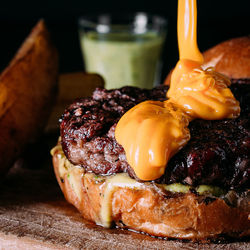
(52, 145), (250, 241)
(164, 36), (250, 85)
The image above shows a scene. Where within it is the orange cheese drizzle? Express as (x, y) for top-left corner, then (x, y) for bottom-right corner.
(115, 0), (240, 181)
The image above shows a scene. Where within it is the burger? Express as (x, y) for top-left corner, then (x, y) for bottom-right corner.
(51, 36), (250, 241)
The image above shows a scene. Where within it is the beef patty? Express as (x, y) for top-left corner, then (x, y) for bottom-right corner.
(60, 81), (250, 190)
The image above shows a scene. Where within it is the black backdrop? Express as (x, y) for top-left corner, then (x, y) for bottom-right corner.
(0, 0), (249, 81)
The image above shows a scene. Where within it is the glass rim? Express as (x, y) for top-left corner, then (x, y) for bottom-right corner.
(78, 12), (168, 34)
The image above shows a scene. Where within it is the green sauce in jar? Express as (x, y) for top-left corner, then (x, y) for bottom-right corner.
(80, 31), (165, 89)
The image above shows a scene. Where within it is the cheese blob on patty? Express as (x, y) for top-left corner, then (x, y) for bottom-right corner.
(115, 0), (240, 181)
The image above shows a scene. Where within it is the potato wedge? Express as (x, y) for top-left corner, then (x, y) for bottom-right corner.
(0, 20), (58, 174)
(46, 72), (104, 131)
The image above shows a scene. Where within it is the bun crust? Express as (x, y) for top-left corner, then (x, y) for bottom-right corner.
(52, 146), (250, 240)
(164, 36), (250, 85)
(203, 36), (250, 79)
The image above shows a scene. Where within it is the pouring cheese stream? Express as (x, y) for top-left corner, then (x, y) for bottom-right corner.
(115, 0), (240, 181)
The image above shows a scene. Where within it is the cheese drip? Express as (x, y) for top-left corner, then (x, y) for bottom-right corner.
(168, 62), (240, 120)
(168, 0), (240, 120)
(115, 101), (190, 180)
(115, 0), (240, 181)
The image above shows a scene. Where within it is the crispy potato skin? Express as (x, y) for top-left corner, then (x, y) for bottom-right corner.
(0, 20), (58, 174)
(52, 149), (250, 240)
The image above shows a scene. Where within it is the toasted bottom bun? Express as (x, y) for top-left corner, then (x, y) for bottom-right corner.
(51, 144), (250, 240)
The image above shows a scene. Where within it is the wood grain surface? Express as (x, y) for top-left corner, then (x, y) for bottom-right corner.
(0, 134), (249, 250)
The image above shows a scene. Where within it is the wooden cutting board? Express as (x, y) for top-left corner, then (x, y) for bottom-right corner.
(0, 134), (249, 250)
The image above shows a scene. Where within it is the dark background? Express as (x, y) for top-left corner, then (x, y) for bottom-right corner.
(0, 0), (249, 81)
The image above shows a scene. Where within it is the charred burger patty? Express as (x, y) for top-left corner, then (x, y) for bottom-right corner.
(60, 81), (249, 191)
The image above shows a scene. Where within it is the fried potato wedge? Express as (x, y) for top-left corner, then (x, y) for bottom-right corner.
(46, 72), (104, 131)
(0, 20), (58, 174)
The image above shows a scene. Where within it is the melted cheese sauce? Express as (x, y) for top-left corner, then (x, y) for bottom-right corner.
(100, 173), (143, 227)
(168, 64), (240, 120)
(115, 100), (190, 180)
(115, 0), (240, 181)
(177, 0), (203, 63)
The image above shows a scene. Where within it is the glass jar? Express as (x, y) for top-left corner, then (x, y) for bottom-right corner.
(78, 12), (167, 89)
